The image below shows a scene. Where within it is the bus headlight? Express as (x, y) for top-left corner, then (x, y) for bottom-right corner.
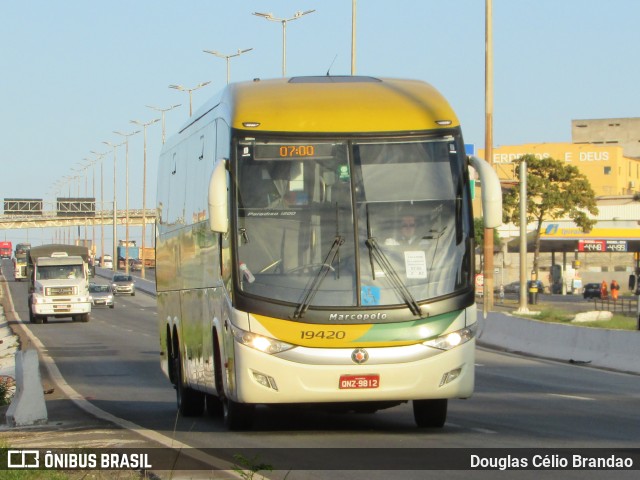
(423, 324), (476, 351)
(232, 326), (294, 354)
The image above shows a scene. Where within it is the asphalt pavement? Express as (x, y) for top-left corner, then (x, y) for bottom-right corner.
(0, 268), (242, 479)
(0, 264), (636, 477)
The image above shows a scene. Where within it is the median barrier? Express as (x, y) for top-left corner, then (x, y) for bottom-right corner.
(6, 349), (48, 426)
(477, 311), (640, 375)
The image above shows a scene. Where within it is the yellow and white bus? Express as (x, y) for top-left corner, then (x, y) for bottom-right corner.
(156, 76), (501, 430)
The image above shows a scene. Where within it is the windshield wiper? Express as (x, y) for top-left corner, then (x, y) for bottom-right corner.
(365, 237), (422, 317)
(364, 205), (422, 316)
(292, 235), (345, 319)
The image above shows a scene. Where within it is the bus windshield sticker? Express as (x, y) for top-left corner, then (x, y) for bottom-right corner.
(404, 251), (427, 279)
(361, 286), (381, 306)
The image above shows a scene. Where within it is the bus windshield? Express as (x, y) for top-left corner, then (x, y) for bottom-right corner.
(234, 134), (472, 315)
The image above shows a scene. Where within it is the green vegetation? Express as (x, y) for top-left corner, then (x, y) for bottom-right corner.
(502, 154), (598, 278)
(0, 470), (143, 480)
(0, 442), (146, 480)
(532, 308), (637, 330)
(233, 453), (273, 480)
(232, 453), (290, 480)
(512, 306), (638, 330)
(0, 376), (15, 406)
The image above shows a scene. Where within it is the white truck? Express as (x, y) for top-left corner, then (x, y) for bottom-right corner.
(27, 244), (92, 323)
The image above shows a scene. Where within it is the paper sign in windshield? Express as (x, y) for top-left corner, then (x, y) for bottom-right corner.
(404, 251), (427, 279)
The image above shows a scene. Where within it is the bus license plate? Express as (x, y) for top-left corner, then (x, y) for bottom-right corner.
(339, 374), (380, 389)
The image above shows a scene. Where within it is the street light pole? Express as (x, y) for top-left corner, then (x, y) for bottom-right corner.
(82, 158), (97, 254)
(71, 163), (91, 246)
(169, 82), (211, 117)
(91, 150), (108, 265)
(102, 140), (125, 273)
(145, 104), (181, 144)
(203, 48), (253, 84)
(131, 118), (160, 280)
(114, 130), (140, 274)
(252, 10), (316, 77)
(351, 0), (357, 75)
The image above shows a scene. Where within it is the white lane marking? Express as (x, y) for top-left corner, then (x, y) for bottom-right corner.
(548, 393), (595, 401)
(447, 423), (498, 434)
(471, 427), (498, 434)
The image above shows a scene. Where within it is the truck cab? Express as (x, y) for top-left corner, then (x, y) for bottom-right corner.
(13, 254), (27, 281)
(28, 246), (92, 323)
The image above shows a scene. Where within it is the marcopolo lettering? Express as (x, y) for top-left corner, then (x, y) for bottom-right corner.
(329, 312), (387, 321)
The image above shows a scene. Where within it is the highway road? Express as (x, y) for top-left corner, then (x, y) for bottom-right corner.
(1, 258), (639, 479)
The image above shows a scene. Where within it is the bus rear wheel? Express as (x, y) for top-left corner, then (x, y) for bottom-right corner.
(413, 399), (447, 428)
(175, 357), (205, 417)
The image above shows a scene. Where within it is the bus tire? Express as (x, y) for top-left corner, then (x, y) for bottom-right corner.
(206, 394), (223, 417)
(212, 337), (254, 430)
(413, 399), (447, 428)
(175, 356), (205, 417)
(80, 313), (90, 322)
(222, 397), (254, 431)
(167, 332), (176, 385)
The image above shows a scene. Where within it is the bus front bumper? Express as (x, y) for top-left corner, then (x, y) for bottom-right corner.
(232, 339), (475, 404)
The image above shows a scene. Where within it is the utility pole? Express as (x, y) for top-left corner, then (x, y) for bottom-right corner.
(483, 0), (495, 316)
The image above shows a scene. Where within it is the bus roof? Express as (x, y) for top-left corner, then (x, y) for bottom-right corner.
(188, 76), (460, 135)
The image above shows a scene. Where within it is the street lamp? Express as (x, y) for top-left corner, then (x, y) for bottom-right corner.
(131, 118), (160, 280)
(91, 150), (108, 265)
(81, 158), (96, 249)
(351, 0), (357, 75)
(252, 10), (316, 76)
(114, 129), (140, 274)
(203, 48), (253, 84)
(145, 104), (181, 144)
(71, 163), (90, 246)
(103, 140), (125, 273)
(169, 81), (211, 117)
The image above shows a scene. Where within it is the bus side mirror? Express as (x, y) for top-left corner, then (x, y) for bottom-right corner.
(468, 155), (502, 229)
(208, 159), (229, 233)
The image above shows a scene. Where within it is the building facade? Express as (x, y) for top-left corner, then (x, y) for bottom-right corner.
(478, 142), (640, 197)
(473, 139), (640, 294)
(572, 117), (640, 159)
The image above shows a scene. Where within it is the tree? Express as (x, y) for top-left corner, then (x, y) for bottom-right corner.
(502, 154), (598, 277)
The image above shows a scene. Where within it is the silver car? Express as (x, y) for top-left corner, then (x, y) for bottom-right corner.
(89, 283), (115, 308)
(111, 274), (136, 296)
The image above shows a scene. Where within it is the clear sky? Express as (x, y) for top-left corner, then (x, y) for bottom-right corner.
(2, 0), (640, 249)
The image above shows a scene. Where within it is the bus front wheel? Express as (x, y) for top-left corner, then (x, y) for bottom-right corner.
(413, 399), (447, 428)
(222, 397), (254, 431)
